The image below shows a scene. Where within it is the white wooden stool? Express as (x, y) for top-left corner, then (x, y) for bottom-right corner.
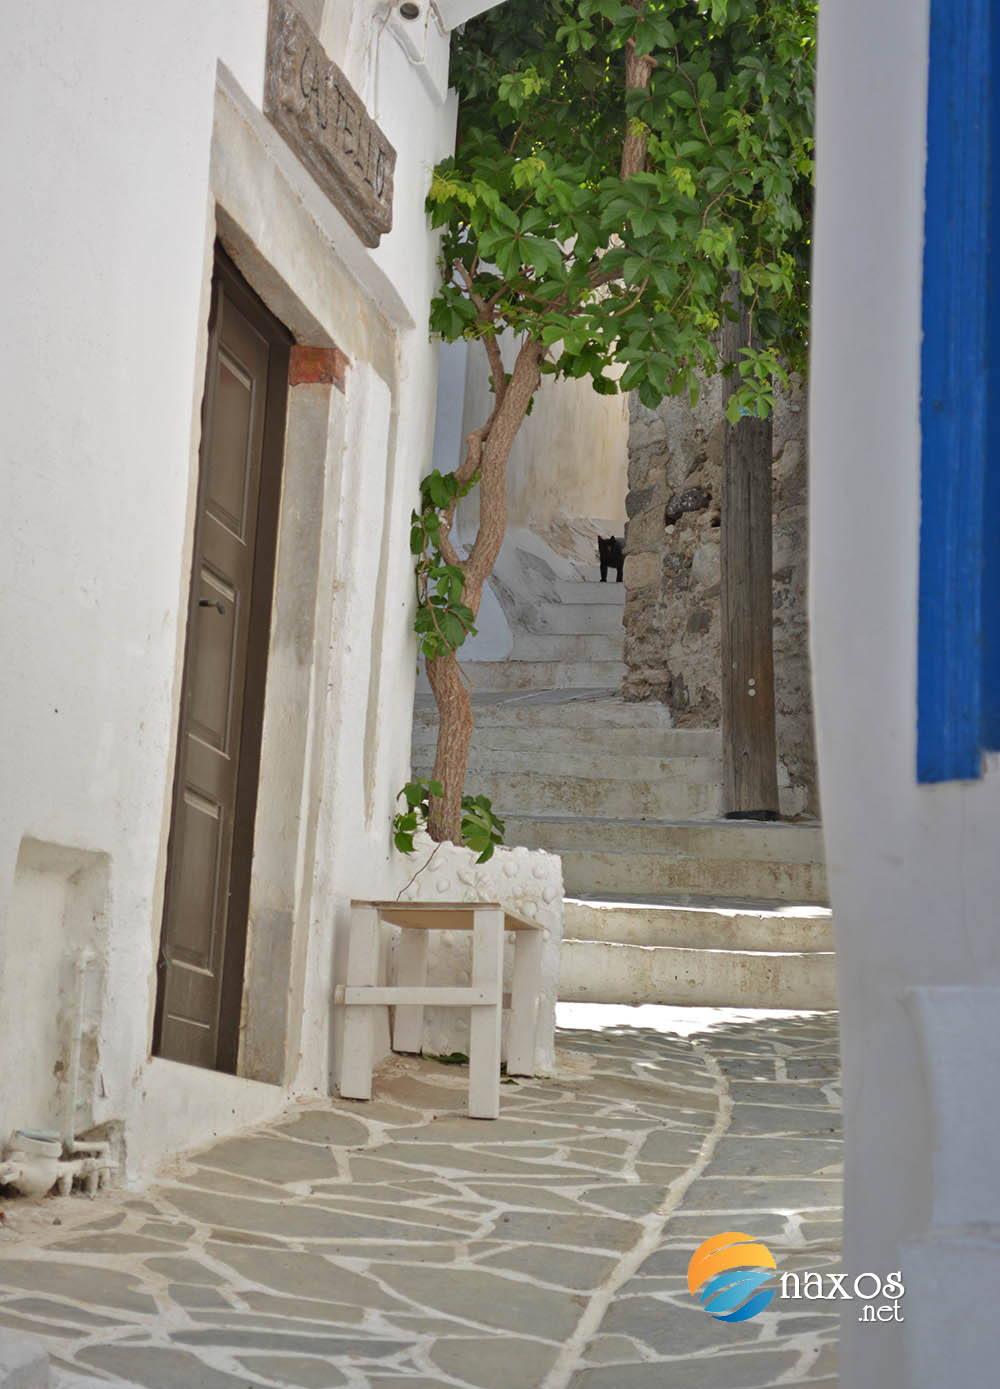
(335, 899), (544, 1119)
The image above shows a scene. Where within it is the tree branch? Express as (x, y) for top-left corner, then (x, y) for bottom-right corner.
(621, 2), (657, 177)
(452, 256), (492, 324)
(673, 47), (713, 147)
(463, 337), (543, 611)
(436, 407), (496, 569)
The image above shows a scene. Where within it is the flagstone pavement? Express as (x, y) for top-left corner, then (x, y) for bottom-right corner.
(0, 1006), (841, 1389)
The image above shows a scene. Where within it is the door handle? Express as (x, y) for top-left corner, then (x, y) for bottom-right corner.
(199, 598), (226, 614)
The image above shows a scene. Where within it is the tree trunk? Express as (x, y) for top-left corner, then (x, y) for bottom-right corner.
(720, 292), (780, 819)
(426, 646), (474, 842)
(425, 339), (543, 843)
(621, 2), (656, 177)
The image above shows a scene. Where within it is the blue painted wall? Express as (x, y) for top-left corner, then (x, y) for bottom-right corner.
(918, 0), (1000, 780)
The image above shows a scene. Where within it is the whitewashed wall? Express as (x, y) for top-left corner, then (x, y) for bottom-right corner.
(0, 0), (470, 1182)
(811, 0), (1000, 1383)
(437, 338), (629, 534)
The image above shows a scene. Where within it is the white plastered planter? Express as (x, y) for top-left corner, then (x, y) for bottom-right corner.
(393, 831), (564, 1074)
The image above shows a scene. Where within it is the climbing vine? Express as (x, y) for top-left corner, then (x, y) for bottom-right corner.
(410, 469), (480, 662)
(397, 465), (509, 861)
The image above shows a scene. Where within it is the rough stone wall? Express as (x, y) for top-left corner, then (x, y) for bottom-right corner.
(622, 377), (817, 818)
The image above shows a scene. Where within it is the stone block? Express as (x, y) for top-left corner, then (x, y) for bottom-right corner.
(0, 1334), (48, 1389)
(691, 540), (721, 587)
(665, 485), (713, 523)
(623, 506), (667, 552)
(265, 1), (396, 247)
(623, 551), (659, 589)
(625, 484), (655, 517)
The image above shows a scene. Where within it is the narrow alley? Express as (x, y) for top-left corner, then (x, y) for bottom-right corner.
(0, 1008), (840, 1389)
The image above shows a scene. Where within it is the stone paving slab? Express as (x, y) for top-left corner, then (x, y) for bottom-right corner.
(0, 1008), (840, 1388)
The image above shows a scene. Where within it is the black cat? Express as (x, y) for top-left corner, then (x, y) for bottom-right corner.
(597, 535), (624, 583)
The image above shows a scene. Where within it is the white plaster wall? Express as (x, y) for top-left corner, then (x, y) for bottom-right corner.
(0, 1), (469, 1183)
(453, 336), (630, 530)
(0, 1), (272, 1161)
(810, 0), (1000, 1381)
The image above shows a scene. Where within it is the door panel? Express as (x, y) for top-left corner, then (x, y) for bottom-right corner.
(189, 578), (237, 751)
(155, 251), (290, 1070)
(208, 354), (256, 536)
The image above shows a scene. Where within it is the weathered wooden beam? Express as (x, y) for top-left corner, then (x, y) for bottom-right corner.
(720, 292), (780, 819)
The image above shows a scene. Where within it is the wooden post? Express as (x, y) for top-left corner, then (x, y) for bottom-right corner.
(720, 289), (780, 819)
(506, 927), (543, 1077)
(391, 927), (429, 1055)
(469, 907), (504, 1119)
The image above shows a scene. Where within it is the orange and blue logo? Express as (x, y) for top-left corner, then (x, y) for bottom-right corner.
(687, 1231), (777, 1322)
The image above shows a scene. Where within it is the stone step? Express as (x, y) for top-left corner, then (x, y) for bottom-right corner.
(555, 580), (626, 604)
(510, 633), (625, 663)
(411, 739), (723, 785)
(460, 660), (627, 692)
(505, 814), (826, 862)
(410, 763), (723, 819)
(564, 895), (833, 952)
(558, 938), (837, 1009)
(521, 603), (626, 638)
(413, 694), (680, 731)
(503, 817), (827, 903)
(411, 721), (722, 762)
(558, 850), (826, 903)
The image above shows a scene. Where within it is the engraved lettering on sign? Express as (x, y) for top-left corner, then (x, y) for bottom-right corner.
(342, 100), (357, 158)
(374, 147), (387, 199)
(299, 46), (328, 129)
(265, 0), (396, 248)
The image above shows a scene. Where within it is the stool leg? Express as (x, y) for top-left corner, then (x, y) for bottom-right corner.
(392, 927), (428, 1054)
(507, 928), (543, 1076)
(339, 904), (379, 1100)
(469, 907), (504, 1118)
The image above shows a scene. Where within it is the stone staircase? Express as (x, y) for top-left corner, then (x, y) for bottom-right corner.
(458, 577), (627, 692)
(411, 673), (835, 1010)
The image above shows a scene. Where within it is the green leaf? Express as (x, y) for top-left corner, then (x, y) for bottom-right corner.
(521, 236), (564, 277)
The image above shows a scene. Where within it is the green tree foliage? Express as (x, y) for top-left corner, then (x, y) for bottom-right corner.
(428, 0), (815, 421)
(393, 778), (506, 863)
(410, 0), (815, 846)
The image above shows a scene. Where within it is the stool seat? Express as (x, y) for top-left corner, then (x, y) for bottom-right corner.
(335, 899), (544, 1119)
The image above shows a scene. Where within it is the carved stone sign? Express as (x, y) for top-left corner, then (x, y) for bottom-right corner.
(265, 1), (396, 247)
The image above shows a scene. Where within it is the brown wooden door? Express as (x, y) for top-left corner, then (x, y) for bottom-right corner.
(154, 251), (290, 1071)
